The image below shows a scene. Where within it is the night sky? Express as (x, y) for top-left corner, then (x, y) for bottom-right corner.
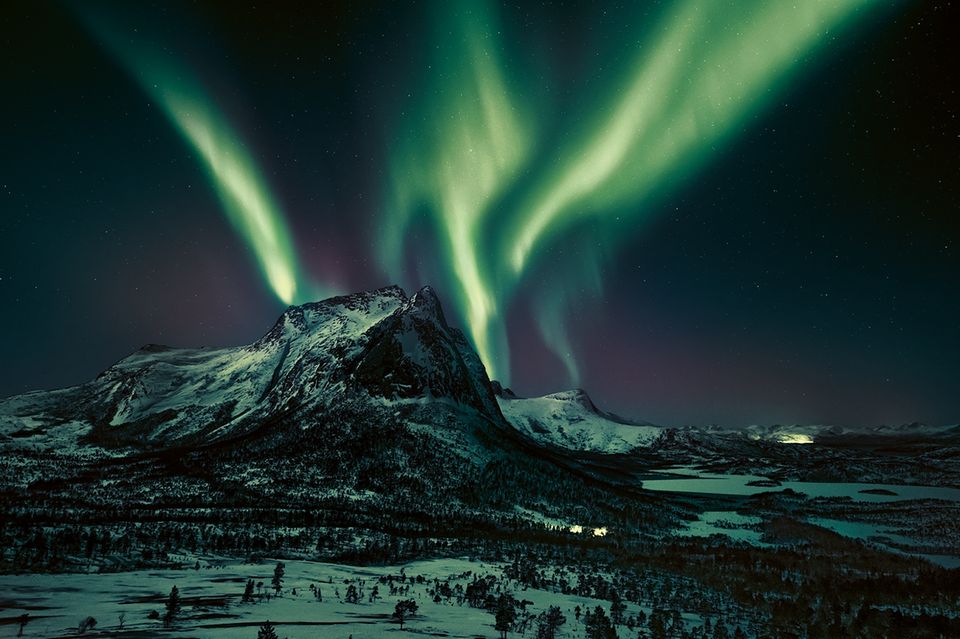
(1, 1), (957, 427)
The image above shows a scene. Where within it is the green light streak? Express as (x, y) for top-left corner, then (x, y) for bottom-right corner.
(535, 284), (584, 386)
(163, 91), (303, 304)
(510, 0), (877, 274)
(381, 1), (532, 380)
(385, 0), (886, 383)
(78, 9), (309, 305)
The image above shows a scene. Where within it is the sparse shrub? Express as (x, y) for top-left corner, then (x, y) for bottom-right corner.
(78, 616), (97, 634)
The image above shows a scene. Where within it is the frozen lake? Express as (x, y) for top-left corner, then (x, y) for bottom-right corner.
(809, 517), (960, 569)
(642, 468), (960, 503)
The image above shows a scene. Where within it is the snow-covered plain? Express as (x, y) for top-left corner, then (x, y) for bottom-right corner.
(1, 558), (697, 638)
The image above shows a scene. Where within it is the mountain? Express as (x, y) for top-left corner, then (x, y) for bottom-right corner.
(494, 386), (662, 453)
(0, 285), (683, 542)
(1, 283), (667, 459)
(0, 285), (503, 451)
(0, 285), (527, 512)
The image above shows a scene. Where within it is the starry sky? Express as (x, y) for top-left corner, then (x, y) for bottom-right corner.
(1, 0), (957, 427)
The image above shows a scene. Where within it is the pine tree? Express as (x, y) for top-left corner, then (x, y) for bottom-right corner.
(585, 606), (617, 639)
(243, 579), (256, 603)
(536, 606), (566, 639)
(648, 610), (668, 639)
(164, 585), (181, 627)
(713, 622), (730, 639)
(393, 599), (419, 629)
(85, 531), (97, 558)
(257, 620), (279, 639)
(271, 562), (285, 596)
(345, 584), (360, 604)
(495, 593), (517, 638)
(611, 590), (627, 625)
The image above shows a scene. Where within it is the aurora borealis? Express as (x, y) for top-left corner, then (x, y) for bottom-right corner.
(2, 0), (958, 427)
(381, 1), (533, 378)
(78, 5), (316, 306)
(382, 0), (883, 384)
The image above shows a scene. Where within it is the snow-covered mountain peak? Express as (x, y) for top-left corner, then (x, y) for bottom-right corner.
(496, 389), (662, 454)
(2, 283), (668, 458)
(541, 389), (598, 412)
(0, 284), (511, 450)
(255, 285), (407, 347)
(406, 285), (447, 327)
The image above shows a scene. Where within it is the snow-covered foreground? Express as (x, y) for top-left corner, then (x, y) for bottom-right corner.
(2, 558), (691, 638)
